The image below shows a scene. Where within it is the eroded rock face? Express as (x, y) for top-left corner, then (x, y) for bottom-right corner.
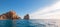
(0, 11), (20, 20)
(24, 14), (29, 20)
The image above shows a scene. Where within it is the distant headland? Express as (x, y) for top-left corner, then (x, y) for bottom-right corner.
(0, 11), (29, 20)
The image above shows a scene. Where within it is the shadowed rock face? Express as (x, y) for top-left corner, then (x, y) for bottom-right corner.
(24, 14), (29, 20)
(0, 11), (20, 20)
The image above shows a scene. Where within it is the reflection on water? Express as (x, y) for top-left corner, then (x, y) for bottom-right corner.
(0, 19), (60, 27)
(0, 20), (12, 27)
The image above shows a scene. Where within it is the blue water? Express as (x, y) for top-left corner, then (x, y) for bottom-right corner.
(0, 20), (12, 27)
(0, 19), (57, 27)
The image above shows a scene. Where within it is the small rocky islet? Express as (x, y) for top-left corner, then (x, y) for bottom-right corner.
(0, 11), (29, 20)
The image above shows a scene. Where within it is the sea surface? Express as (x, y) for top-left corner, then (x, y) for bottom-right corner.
(0, 19), (60, 27)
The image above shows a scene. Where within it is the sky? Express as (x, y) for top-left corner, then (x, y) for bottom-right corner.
(0, 0), (60, 19)
(30, 0), (60, 19)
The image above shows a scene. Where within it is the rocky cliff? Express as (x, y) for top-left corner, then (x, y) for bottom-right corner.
(24, 14), (29, 20)
(0, 11), (20, 20)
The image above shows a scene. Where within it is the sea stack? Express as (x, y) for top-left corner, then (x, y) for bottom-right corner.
(0, 11), (21, 20)
(24, 14), (29, 20)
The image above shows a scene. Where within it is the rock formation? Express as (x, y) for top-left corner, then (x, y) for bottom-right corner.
(0, 10), (30, 20)
(24, 14), (29, 20)
(0, 11), (20, 20)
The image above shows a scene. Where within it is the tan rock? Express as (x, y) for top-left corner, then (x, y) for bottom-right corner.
(0, 15), (7, 20)
(8, 11), (20, 19)
(0, 10), (21, 20)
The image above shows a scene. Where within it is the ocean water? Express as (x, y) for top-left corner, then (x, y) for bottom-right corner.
(0, 19), (60, 27)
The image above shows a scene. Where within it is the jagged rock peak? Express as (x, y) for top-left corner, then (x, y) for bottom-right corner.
(24, 14), (29, 20)
(7, 10), (16, 15)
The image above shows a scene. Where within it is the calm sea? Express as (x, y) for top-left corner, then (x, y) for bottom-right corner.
(0, 19), (59, 27)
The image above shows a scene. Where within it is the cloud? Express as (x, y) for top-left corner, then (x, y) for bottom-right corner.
(30, 1), (60, 19)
